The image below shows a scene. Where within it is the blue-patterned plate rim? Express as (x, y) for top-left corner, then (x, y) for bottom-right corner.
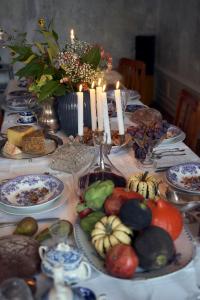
(125, 104), (144, 112)
(74, 220), (194, 282)
(17, 117), (37, 124)
(166, 162), (200, 194)
(0, 174), (64, 208)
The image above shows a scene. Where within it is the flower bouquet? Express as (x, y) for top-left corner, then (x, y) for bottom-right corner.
(6, 18), (112, 102)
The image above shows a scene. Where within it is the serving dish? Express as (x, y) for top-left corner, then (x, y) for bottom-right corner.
(0, 133), (63, 159)
(166, 162), (200, 194)
(0, 174), (64, 209)
(161, 126), (186, 145)
(74, 222), (193, 281)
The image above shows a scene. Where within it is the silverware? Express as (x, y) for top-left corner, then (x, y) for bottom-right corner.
(155, 166), (173, 172)
(153, 148), (185, 154)
(153, 153), (186, 159)
(0, 217), (59, 227)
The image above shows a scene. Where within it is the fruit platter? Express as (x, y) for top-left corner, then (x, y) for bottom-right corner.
(74, 171), (194, 280)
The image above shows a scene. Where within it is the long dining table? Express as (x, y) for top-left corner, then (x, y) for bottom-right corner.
(0, 81), (200, 300)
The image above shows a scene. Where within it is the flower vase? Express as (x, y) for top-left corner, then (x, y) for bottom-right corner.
(37, 97), (59, 133)
(57, 92), (91, 136)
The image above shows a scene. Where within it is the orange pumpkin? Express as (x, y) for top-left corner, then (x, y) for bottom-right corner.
(147, 198), (183, 240)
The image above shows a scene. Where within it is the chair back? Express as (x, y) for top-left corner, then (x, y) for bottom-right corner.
(118, 58), (146, 100)
(175, 89), (200, 152)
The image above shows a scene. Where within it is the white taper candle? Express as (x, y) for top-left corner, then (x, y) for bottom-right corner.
(96, 78), (103, 131)
(114, 81), (125, 135)
(102, 85), (111, 144)
(89, 82), (97, 131)
(77, 84), (83, 136)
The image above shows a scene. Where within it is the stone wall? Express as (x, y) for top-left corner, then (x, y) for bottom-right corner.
(0, 0), (158, 67)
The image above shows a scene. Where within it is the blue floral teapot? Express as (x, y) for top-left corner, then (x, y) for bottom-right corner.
(39, 243), (91, 284)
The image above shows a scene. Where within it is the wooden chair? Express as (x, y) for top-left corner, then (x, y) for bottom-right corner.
(117, 58), (146, 101)
(174, 89), (200, 153)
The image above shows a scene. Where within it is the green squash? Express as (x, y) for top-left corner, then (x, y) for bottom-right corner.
(133, 225), (175, 271)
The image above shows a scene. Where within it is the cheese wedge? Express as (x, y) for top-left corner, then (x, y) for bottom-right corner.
(3, 141), (22, 155)
(7, 126), (35, 147)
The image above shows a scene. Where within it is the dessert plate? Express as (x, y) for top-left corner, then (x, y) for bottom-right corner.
(166, 162), (200, 194)
(74, 222), (193, 281)
(0, 174), (64, 209)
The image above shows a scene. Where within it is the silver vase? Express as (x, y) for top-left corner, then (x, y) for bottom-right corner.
(37, 97), (59, 133)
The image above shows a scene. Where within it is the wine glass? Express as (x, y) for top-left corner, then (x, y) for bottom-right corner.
(186, 238), (200, 300)
(127, 108), (169, 169)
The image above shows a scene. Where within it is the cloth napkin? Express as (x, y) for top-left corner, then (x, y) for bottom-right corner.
(154, 142), (200, 169)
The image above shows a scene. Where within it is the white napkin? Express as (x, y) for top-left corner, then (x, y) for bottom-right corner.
(154, 142), (200, 169)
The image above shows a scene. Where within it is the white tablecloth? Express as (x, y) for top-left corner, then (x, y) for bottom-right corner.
(1, 81), (200, 300)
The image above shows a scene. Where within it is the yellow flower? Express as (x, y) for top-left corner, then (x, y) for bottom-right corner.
(38, 18), (45, 29)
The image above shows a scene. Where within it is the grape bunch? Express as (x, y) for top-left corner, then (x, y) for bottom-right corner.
(127, 120), (171, 160)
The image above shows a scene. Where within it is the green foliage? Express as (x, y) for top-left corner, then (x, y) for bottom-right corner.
(81, 46), (101, 69)
(38, 80), (66, 101)
(16, 58), (44, 78)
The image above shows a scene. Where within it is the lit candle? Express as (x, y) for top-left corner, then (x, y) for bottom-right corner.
(70, 29), (75, 44)
(96, 78), (104, 131)
(77, 84), (83, 136)
(114, 81), (125, 135)
(89, 81), (97, 131)
(102, 84), (111, 144)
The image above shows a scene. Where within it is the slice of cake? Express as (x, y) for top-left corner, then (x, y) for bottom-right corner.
(3, 141), (22, 156)
(7, 126), (35, 147)
(21, 129), (46, 154)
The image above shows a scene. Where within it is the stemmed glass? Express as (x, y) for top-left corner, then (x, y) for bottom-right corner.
(127, 108), (169, 170)
(186, 238), (200, 300)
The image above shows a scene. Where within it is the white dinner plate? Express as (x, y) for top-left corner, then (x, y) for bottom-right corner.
(166, 162), (200, 194)
(0, 195), (66, 216)
(0, 174), (64, 210)
(74, 222), (194, 281)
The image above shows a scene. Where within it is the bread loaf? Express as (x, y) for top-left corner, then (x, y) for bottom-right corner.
(0, 235), (41, 282)
(7, 125), (35, 147)
(21, 129), (45, 154)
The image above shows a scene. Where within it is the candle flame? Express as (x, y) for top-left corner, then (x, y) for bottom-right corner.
(98, 78), (102, 86)
(70, 29), (74, 39)
(91, 81), (95, 89)
(79, 84), (83, 92)
(116, 81), (120, 89)
(102, 84), (106, 92)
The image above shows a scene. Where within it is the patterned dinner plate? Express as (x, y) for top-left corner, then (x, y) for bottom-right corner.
(74, 222), (194, 281)
(0, 174), (64, 209)
(166, 162), (200, 194)
(166, 162), (200, 193)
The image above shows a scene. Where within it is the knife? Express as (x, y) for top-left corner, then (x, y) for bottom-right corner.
(0, 217), (59, 227)
(155, 166), (173, 173)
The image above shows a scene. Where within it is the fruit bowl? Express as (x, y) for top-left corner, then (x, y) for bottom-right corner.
(74, 221), (193, 281)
